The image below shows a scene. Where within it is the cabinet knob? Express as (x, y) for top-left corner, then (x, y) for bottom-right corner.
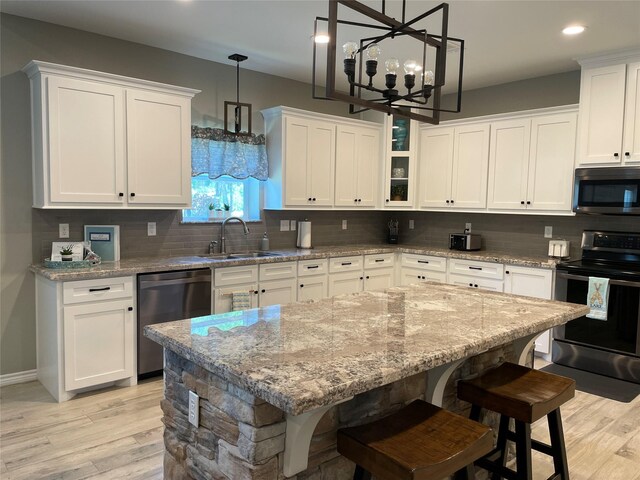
(469, 283), (473, 287)
(354, 199), (358, 202)
(417, 275), (421, 279)
(614, 153), (619, 157)
(261, 289), (266, 293)
(127, 306), (133, 311)
(625, 152), (630, 157)
(526, 201), (531, 205)
(130, 192), (136, 197)
(521, 201), (525, 205)
(450, 200), (454, 204)
(421, 276), (426, 280)
(366, 275), (370, 279)
(446, 200), (450, 204)
(360, 277), (364, 280)
(506, 270), (510, 274)
(385, 199), (390, 202)
(118, 192), (124, 198)
(254, 290), (259, 295)
(308, 197), (312, 201)
(300, 284), (304, 288)
(474, 284), (478, 288)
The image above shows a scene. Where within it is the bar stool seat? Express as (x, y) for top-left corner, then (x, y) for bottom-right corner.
(458, 362), (575, 480)
(337, 399), (494, 480)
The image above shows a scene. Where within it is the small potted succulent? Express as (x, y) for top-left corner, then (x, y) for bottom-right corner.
(222, 202), (231, 218)
(60, 244), (74, 261)
(209, 202), (223, 220)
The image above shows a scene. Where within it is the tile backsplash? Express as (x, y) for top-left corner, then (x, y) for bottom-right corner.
(32, 208), (639, 263)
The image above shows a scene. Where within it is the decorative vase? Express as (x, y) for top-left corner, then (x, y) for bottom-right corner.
(61, 254), (73, 262)
(393, 119), (408, 151)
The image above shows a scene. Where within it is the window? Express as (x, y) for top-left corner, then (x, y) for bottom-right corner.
(182, 175), (261, 223)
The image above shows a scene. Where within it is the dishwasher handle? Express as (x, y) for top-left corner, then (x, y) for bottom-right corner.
(139, 276), (210, 289)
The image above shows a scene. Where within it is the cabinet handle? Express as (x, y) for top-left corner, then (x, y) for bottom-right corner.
(89, 286), (111, 292)
(118, 192), (124, 198)
(307, 265), (319, 269)
(469, 266), (483, 271)
(417, 260), (429, 264)
(341, 262), (352, 266)
(374, 259), (385, 263)
(614, 153), (619, 157)
(128, 306), (133, 311)
(130, 192), (136, 197)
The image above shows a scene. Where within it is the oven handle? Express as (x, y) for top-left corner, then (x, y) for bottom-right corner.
(557, 271), (640, 288)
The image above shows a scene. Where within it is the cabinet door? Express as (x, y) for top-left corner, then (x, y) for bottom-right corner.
(334, 126), (359, 206)
(355, 127), (380, 207)
(47, 76), (126, 204)
(418, 127), (454, 208)
(448, 274), (503, 292)
(364, 269), (394, 291)
(284, 116), (312, 205)
(487, 119), (531, 210)
(527, 113), (577, 211)
(624, 62), (640, 164)
(63, 299), (134, 390)
(451, 123), (490, 209)
(126, 90), (191, 206)
(328, 271), (363, 296)
(259, 278), (297, 307)
(309, 121), (336, 206)
(298, 275), (328, 301)
(214, 283), (258, 313)
(577, 64), (627, 165)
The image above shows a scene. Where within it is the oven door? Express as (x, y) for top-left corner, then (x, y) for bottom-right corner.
(554, 271), (640, 383)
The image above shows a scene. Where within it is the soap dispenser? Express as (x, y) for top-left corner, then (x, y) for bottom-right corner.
(260, 232), (270, 251)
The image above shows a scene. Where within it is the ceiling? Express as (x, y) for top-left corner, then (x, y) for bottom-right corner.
(2, 0), (640, 93)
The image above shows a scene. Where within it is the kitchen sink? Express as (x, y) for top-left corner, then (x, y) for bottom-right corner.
(226, 252), (284, 259)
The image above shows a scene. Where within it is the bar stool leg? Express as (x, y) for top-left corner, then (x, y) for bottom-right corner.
(353, 465), (372, 480)
(548, 409), (570, 479)
(514, 420), (532, 480)
(454, 464), (475, 480)
(470, 404), (482, 422)
(490, 415), (511, 480)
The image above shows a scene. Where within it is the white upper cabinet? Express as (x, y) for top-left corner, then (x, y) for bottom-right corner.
(419, 123), (489, 210)
(383, 112), (418, 208)
(576, 52), (640, 166)
(335, 124), (381, 207)
(23, 61), (199, 209)
(488, 111), (577, 212)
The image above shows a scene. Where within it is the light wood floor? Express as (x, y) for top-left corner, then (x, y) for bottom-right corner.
(1, 364), (639, 479)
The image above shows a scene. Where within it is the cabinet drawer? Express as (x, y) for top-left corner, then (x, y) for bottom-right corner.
(298, 258), (329, 277)
(364, 253), (395, 269)
(448, 258), (504, 280)
(329, 255), (363, 273)
(401, 254), (447, 272)
(63, 276), (134, 305)
(214, 265), (258, 287)
(259, 261), (297, 281)
(449, 274), (504, 292)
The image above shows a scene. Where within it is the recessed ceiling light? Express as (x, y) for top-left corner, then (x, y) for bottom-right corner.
(314, 34), (330, 44)
(562, 25), (586, 35)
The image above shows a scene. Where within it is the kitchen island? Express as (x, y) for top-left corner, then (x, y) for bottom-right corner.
(145, 283), (588, 480)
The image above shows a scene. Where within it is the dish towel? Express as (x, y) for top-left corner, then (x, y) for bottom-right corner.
(586, 276), (609, 321)
(231, 291), (251, 311)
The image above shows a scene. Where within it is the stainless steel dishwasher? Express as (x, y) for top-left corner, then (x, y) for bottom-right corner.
(137, 269), (211, 377)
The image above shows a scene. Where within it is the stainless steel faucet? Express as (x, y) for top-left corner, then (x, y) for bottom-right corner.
(220, 216), (250, 254)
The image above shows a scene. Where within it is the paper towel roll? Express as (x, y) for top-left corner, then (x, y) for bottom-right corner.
(297, 221), (312, 248)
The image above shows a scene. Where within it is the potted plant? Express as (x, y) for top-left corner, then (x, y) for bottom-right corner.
(209, 203), (224, 220)
(390, 184), (407, 201)
(60, 244), (74, 261)
(222, 202), (231, 218)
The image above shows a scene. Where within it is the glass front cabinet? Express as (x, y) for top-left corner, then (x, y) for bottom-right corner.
(383, 111), (418, 208)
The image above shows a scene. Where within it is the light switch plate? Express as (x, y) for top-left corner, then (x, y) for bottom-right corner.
(465, 222), (472, 232)
(188, 390), (199, 427)
(280, 220), (289, 232)
(147, 222), (156, 236)
(544, 226), (553, 238)
(59, 223), (69, 239)
(342, 220), (348, 230)
(409, 219), (414, 230)
(290, 220), (296, 231)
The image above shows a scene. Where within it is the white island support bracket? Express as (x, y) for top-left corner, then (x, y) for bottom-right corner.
(283, 396), (353, 477)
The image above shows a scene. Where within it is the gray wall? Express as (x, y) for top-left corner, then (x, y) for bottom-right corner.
(0, 12), (602, 377)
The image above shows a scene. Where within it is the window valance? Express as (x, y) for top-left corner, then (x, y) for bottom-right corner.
(191, 126), (268, 181)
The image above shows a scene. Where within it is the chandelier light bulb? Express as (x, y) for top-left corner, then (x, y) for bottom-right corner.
(403, 59), (417, 75)
(385, 58), (400, 75)
(366, 43), (381, 61)
(342, 41), (359, 60)
(424, 70), (435, 86)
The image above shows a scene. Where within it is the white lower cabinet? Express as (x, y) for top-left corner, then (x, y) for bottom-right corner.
(400, 269), (447, 285)
(447, 258), (504, 292)
(504, 265), (554, 356)
(328, 271), (364, 296)
(449, 274), (504, 292)
(259, 278), (297, 307)
(298, 259), (328, 301)
(400, 254), (447, 285)
(214, 265), (259, 313)
(36, 275), (137, 402)
(364, 268), (394, 291)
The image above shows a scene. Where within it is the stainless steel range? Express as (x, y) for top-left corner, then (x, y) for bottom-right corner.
(553, 231), (640, 383)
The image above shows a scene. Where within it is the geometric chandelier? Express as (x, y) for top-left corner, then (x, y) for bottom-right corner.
(313, 0), (464, 125)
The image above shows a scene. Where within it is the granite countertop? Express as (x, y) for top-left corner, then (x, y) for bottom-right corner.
(30, 244), (562, 281)
(145, 283), (588, 416)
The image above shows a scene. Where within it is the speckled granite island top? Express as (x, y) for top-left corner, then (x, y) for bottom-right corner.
(31, 244), (561, 281)
(145, 283), (588, 416)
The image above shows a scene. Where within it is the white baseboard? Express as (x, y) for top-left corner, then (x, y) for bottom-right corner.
(0, 369), (37, 387)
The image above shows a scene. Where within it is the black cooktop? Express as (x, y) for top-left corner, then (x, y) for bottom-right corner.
(557, 258), (640, 281)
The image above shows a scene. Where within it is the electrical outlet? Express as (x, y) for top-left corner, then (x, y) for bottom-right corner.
(280, 220), (289, 232)
(544, 226), (553, 238)
(290, 220), (296, 231)
(342, 220), (348, 230)
(59, 223), (69, 238)
(409, 219), (415, 230)
(147, 222), (156, 236)
(465, 222), (472, 232)
(188, 390), (199, 427)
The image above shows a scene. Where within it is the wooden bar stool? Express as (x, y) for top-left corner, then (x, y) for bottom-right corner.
(457, 362), (575, 480)
(337, 399), (494, 480)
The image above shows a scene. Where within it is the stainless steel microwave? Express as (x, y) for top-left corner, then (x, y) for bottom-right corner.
(573, 167), (640, 215)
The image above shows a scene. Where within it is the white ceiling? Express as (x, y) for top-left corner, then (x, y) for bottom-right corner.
(2, 0), (640, 92)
